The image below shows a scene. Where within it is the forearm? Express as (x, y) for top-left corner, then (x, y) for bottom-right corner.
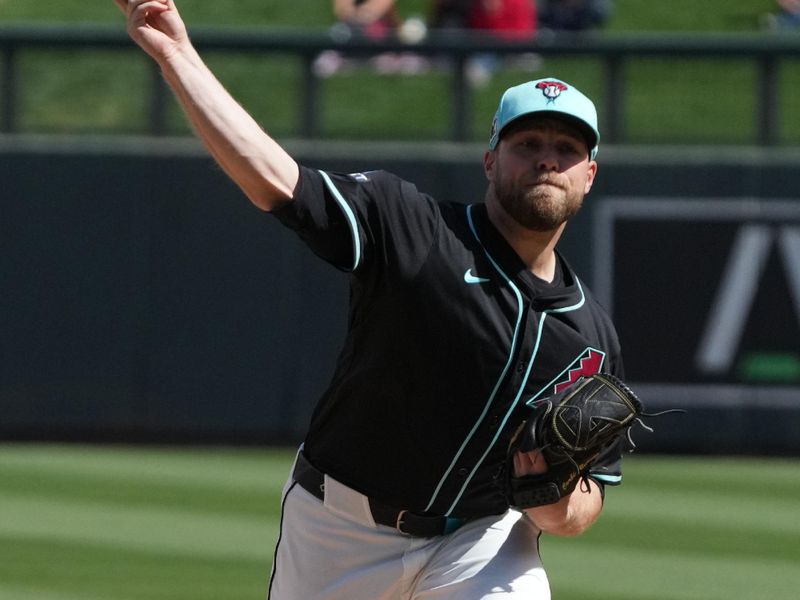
(524, 478), (603, 537)
(157, 44), (298, 211)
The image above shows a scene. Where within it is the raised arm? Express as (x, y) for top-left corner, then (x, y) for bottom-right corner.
(115, 0), (299, 211)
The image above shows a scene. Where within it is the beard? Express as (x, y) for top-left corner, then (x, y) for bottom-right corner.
(493, 171), (584, 232)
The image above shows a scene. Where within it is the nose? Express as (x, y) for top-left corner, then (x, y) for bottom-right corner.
(536, 146), (559, 171)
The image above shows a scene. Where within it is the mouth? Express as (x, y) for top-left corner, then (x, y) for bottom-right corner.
(528, 178), (563, 190)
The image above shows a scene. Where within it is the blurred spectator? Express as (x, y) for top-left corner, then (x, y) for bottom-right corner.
(315, 0), (428, 76)
(435, 0), (538, 88)
(430, 0), (472, 30)
(430, 0), (536, 38)
(467, 0), (538, 40)
(332, 0), (401, 40)
(761, 0), (800, 31)
(538, 0), (613, 33)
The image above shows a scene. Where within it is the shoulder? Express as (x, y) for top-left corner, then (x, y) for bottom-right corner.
(301, 166), (418, 194)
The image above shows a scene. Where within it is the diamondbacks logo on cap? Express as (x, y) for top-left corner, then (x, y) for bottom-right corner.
(536, 80), (568, 103)
(490, 115), (498, 139)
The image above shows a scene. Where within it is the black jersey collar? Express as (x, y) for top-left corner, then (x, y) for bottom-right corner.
(468, 203), (584, 310)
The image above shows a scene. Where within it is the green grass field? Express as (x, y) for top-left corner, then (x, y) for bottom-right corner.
(1, 444), (798, 600)
(1, 0), (798, 144)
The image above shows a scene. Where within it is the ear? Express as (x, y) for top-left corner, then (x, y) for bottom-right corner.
(584, 160), (598, 194)
(484, 150), (496, 183)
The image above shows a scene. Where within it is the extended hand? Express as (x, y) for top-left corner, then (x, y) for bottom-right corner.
(114, 0), (189, 62)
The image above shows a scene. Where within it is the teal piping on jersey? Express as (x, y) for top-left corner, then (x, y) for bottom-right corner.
(437, 204), (588, 516)
(423, 203), (525, 514)
(441, 311), (550, 515)
(318, 170), (362, 272)
(552, 277), (586, 312)
(592, 473), (622, 484)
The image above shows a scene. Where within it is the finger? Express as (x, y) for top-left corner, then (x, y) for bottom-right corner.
(128, 0), (170, 23)
(515, 449), (548, 476)
(530, 450), (548, 471)
(513, 451), (538, 476)
(513, 452), (524, 475)
(125, 0), (167, 8)
(125, 0), (169, 16)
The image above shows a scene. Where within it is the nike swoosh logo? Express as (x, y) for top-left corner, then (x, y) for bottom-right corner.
(464, 268), (490, 284)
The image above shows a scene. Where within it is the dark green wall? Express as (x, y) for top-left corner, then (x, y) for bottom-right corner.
(2, 138), (799, 452)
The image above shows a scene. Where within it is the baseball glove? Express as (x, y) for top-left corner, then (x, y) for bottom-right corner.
(507, 373), (643, 509)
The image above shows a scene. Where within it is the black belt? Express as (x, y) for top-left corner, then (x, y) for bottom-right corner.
(292, 451), (466, 538)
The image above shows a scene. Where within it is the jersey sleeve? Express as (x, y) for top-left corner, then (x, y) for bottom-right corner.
(270, 166), (440, 280)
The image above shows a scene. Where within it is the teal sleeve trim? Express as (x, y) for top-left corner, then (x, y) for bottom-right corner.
(591, 473), (622, 485)
(318, 170), (362, 272)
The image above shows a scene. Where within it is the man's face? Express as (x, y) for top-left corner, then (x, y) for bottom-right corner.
(485, 116), (597, 232)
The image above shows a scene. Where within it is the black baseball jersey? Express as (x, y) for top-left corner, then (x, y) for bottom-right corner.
(272, 166), (625, 519)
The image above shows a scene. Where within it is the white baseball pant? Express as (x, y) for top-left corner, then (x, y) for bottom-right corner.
(267, 455), (550, 599)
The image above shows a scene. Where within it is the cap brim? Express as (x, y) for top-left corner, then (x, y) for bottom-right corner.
(502, 110), (598, 154)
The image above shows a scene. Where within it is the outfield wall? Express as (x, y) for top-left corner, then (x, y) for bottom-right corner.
(2, 135), (799, 453)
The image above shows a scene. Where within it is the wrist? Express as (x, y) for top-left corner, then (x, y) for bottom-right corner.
(523, 479), (603, 537)
(158, 38), (196, 68)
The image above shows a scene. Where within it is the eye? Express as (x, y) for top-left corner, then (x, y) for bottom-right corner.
(556, 141), (581, 155)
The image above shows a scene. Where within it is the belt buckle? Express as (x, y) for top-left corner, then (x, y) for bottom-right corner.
(395, 509), (410, 535)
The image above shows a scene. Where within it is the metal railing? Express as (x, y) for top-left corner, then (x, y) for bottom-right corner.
(2, 24), (800, 144)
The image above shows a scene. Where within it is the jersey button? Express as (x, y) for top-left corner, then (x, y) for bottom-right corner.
(516, 362), (525, 373)
(457, 468), (469, 477)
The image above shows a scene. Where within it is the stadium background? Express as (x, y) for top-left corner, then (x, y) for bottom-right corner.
(1, 1), (799, 599)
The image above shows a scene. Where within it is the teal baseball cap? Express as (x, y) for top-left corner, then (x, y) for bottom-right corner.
(489, 77), (600, 160)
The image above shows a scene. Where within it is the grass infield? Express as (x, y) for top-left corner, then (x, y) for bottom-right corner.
(0, 444), (798, 600)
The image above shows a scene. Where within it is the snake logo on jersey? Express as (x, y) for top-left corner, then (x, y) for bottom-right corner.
(553, 348), (606, 394)
(523, 348), (606, 409)
(553, 348), (605, 393)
